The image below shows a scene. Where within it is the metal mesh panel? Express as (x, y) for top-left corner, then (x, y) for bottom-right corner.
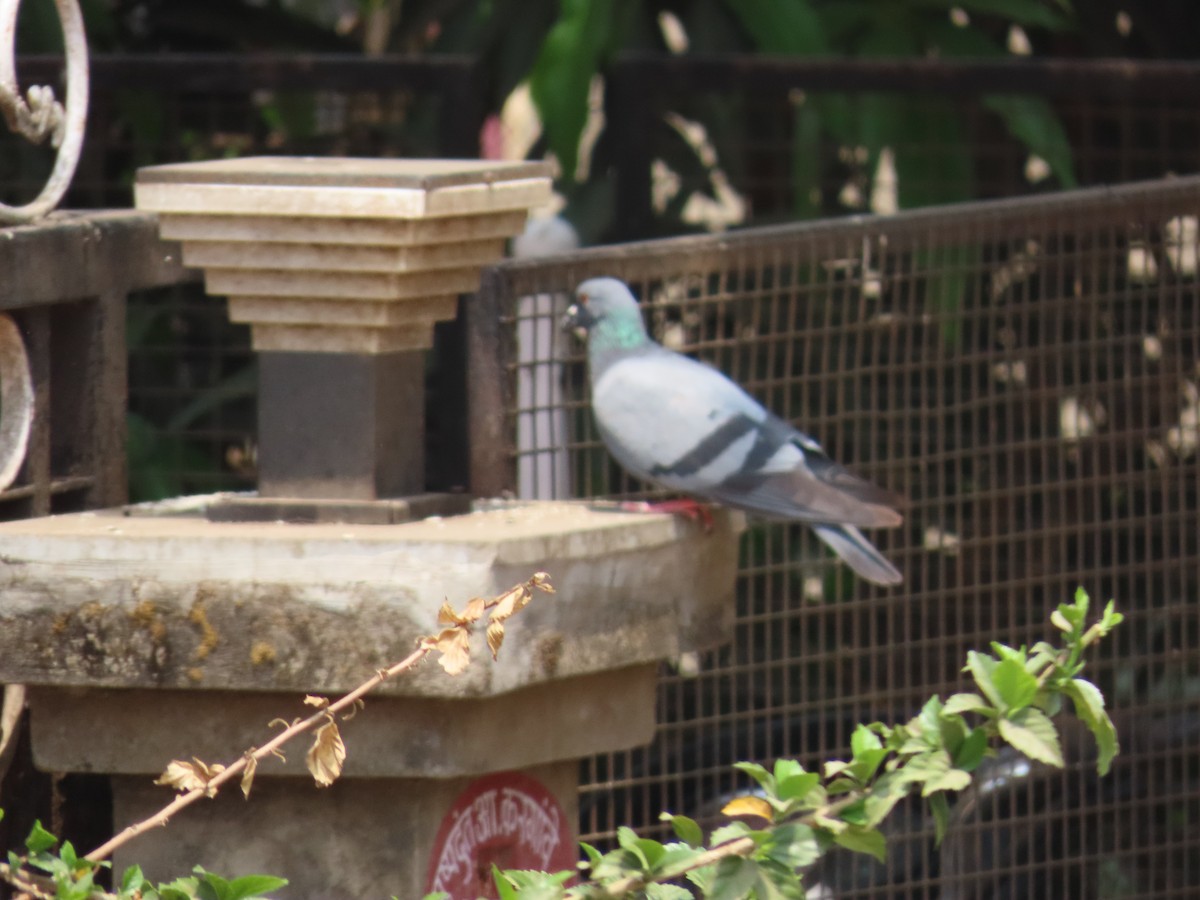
(473, 176), (1200, 897)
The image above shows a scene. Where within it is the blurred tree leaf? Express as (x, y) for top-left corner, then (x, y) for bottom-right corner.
(983, 93), (1078, 188)
(530, 0), (629, 178)
(720, 0), (827, 56)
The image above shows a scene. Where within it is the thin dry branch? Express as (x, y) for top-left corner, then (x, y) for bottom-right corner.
(84, 572), (554, 863)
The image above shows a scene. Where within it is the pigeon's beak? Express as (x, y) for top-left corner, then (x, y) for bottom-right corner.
(562, 301), (595, 341)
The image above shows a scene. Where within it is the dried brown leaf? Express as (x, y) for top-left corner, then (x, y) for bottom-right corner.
(303, 695), (329, 708)
(486, 620), (506, 660)
(491, 584), (532, 623)
(462, 596), (487, 622)
(241, 755), (258, 799)
(531, 572), (556, 593)
(155, 758), (226, 796)
(438, 596), (487, 627)
(306, 721), (346, 787)
(432, 627), (472, 675)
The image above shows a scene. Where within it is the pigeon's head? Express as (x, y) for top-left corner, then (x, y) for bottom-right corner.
(563, 277), (646, 345)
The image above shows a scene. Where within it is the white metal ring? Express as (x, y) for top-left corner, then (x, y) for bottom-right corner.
(0, 312), (33, 491)
(0, 0), (89, 223)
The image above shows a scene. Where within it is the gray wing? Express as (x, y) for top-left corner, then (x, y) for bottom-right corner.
(591, 349), (901, 528)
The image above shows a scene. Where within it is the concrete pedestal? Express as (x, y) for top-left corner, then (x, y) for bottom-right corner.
(0, 500), (743, 897)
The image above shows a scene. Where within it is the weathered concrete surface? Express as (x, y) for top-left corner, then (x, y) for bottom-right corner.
(110, 761), (577, 900)
(0, 501), (742, 697)
(27, 664), (656, 778)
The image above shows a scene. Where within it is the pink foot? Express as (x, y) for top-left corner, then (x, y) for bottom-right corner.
(614, 498), (714, 533)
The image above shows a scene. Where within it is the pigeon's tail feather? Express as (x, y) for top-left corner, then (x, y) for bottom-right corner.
(812, 524), (903, 586)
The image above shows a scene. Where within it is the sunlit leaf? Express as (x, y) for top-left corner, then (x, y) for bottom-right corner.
(992, 657), (1040, 712)
(25, 820), (57, 853)
(1063, 677), (1119, 776)
(661, 812), (704, 848)
(998, 707), (1064, 767)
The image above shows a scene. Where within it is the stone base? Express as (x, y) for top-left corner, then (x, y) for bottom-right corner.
(28, 666), (657, 779)
(110, 762), (577, 900)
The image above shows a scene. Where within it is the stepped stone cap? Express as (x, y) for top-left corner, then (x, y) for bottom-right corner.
(134, 157), (554, 353)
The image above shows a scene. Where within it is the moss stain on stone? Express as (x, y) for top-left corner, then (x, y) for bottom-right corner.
(249, 641), (277, 665)
(188, 598), (219, 661)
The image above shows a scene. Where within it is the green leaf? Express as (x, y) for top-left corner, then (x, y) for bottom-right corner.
(832, 826), (887, 864)
(709, 821), (754, 847)
(998, 707), (1064, 767)
(616, 826), (664, 870)
(941, 693), (994, 717)
(720, 0), (826, 55)
(528, 0), (617, 179)
(158, 877), (200, 900)
(499, 869), (572, 899)
(992, 657), (1040, 712)
(965, 651), (1004, 709)
(579, 841), (603, 867)
(754, 858), (806, 900)
(196, 868), (230, 900)
(121, 865), (148, 895)
(953, 726), (990, 772)
(766, 823), (821, 868)
(708, 856), (760, 900)
(1063, 678), (1120, 776)
(776, 772), (821, 804)
(851, 724), (883, 755)
(225, 874), (289, 900)
(862, 771), (908, 828)
(25, 820), (57, 854)
(928, 791), (950, 846)
(733, 761), (774, 794)
(644, 884), (694, 900)
(1073, 586), (1091, 618)
(493, 866), (519, 900)
(773, 758), (807, 784)
(660, 812), (704, 848)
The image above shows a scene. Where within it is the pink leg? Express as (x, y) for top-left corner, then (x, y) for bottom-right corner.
(614, 498), (714, 533)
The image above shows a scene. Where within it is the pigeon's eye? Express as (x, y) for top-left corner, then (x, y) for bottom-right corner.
(577, 292), (590, 305)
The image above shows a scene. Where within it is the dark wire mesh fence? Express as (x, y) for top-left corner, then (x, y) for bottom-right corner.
(7, 56), (1200, 496)
(470, 175), (1200, 898)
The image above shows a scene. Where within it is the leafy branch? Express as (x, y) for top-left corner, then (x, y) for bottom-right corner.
(488, 588), (1122, 899)
(0, 573), (556, 900)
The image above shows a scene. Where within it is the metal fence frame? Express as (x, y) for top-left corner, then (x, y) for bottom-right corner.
(469, 174), (1200, 897)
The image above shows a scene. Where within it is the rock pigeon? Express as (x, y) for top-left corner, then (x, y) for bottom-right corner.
(564, 277), (903, 586)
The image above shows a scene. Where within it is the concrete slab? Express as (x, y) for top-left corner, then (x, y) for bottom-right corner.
(0, 501), (742, 697)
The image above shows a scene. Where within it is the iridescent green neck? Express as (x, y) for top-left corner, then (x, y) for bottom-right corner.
(590, 311), (648, 354)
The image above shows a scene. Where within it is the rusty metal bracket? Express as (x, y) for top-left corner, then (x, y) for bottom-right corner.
(0, 0), (88, 223)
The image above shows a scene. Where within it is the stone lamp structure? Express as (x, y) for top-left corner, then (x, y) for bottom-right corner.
(134, 156), (552, 507)
(0, 158), (744, 898)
